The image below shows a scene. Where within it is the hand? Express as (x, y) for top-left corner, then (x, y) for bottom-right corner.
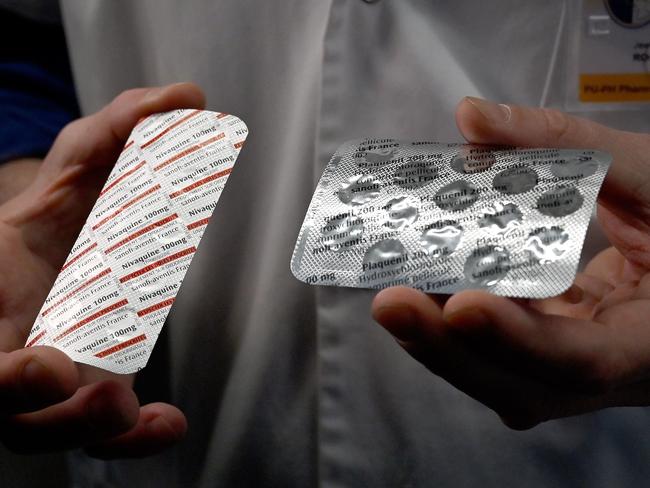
(372, 97), (650, 429)
(0, 158), (41, 205)
(0, 83), (205, 457)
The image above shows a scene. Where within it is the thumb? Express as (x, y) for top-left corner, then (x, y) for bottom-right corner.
(455, 97), (650, 206)
(0, 82), (205, 267)
(456, 97), (650, 269)
(34, 82), (205, 192)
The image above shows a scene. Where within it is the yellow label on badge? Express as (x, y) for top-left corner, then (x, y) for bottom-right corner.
(580, 73), (650, 102)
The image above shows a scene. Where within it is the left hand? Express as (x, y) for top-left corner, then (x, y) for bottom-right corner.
(0, 83), (205, 458)
(372, 97), (650, 429)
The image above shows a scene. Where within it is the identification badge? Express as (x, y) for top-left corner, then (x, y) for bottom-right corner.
(567, 0), (650, 109)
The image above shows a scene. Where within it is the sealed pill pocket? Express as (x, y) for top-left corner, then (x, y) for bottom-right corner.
(291, 139), (611, 298)
(25, 109), (248, 374)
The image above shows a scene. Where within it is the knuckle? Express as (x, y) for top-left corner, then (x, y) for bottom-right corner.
(57, 118), (85, 142)
(54, 116), (100, 155)
(490, 395), (541, 431)
(492, 391), (561, 431)
(573, 352), (620, 394)
(112, 87), (143, 106)
(496, 404), (541, 430)
(0, 356), (25, 391)
(499, 413), (539, 431)
(540, 108), (574, 146)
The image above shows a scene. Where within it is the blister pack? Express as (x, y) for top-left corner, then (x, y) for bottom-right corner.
(291, 139), (611, 298)
(26, 109), (248, 374)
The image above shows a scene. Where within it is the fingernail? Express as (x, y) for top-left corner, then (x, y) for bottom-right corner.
(21, 358), (59, 394)
(147, 415), (183, 439)
(563, 284), (584, 304)
(466, 97), (511, 124)
(143, 82), (189, 105)
(21, 357), (48, 383)
(86, 394), (133, 433)
(142, 86), (165, 105)
(444, 307), (491, 331)
(373, 305), (420, 342)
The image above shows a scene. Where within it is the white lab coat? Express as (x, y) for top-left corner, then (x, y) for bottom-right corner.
(60, 1), (650, 486)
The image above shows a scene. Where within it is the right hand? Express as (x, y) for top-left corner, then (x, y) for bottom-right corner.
(373, 98), (650, 429)
(0, 83), (205, 458)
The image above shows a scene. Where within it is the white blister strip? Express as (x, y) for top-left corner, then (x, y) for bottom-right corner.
(291, 139), (611, 298)
(26, 109), (248, 374)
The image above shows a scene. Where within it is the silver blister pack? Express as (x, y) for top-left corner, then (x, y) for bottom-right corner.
(291, 139), (612, 298)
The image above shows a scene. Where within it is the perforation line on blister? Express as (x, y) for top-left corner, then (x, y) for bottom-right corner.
(291, 140), (611, 298)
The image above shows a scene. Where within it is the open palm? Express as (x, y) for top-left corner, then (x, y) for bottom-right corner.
(0, 83), (204, 457)
(373, 98), (650, 429)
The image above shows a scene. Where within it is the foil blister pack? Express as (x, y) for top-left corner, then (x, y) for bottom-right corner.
(291, 139), (611, 298)
(26, 109), (248, 374)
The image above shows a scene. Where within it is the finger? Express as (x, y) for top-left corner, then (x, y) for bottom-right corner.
(1, 380), (138, 454)
(85, 402), (187, 459)
(583, 246), (645, 288)
(529, 274), (611, 319)
(3, 82), (205, 218)
(441, 290), (650, 392)
(0, 158), (41, 204)
(1, 83), (206, 266)
(77, 363), (135, 388)
(0, 346), (78, 414)
(372, 287), (604, 428)
(583, 247), (627, 285)
(455, 96), (628, 150)
(372, 286), (443, 342)
(455, 96), (650, 269)
(372, 287), (543, 427)
(41, 82), (206, 175)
